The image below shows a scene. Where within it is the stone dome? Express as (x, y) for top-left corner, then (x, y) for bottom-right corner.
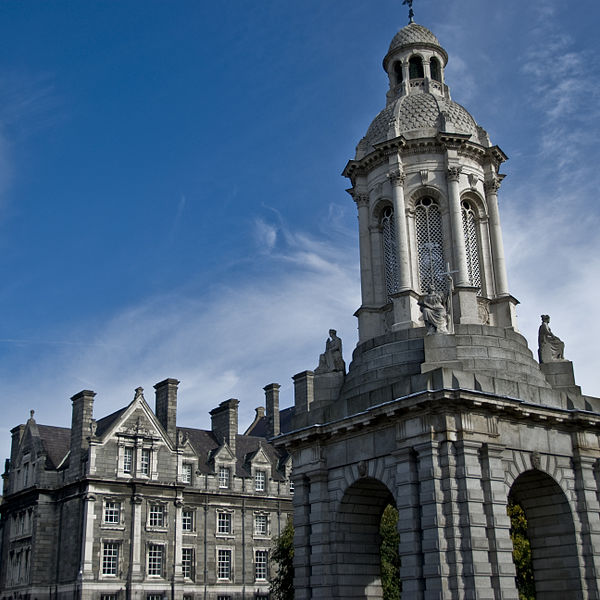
(388, 23), (442, 54)
(356, 93), (485, 159)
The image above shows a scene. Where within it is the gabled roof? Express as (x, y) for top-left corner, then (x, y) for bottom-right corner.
(37, 424), (71, 469)
(95, 407), (127, 437)
(244, 406), (295, 439)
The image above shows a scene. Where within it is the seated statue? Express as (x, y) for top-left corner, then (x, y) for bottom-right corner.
(538, 314), (565, 362)
(418, 287), (449, 335)
(315, 329), (346, 374)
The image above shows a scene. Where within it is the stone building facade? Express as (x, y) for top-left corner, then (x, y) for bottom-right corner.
(278, 21), (600, 600)
(0, 380), (293, 600)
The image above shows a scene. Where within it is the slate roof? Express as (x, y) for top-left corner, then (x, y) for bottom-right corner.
(37, 424), (71, 469)
(95, 407), (127, 437)
(244, 406), (295, 439)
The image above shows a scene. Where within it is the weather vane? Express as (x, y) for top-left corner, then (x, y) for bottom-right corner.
(402, 0), (415, 24)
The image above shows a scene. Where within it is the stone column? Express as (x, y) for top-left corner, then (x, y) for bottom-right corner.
(484, 177), (509, 296)
(479, 443), (519, 599)
(389, 169), (411, 291)
(352, 190), (375, 306)
(292, 474), (312, 600)
(173, 497), (184, 581)
(572, 450), (600, 598)
(446, 166), (469, 287)
(414, 441), (450, 600)
(80, 493), (96, 577)
(394, 448), (424, 599)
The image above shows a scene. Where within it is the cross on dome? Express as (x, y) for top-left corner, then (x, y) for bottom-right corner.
(402, 0), (415, 24)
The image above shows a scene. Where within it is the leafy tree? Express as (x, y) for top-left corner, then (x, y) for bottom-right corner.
(507, 500), (536, 600)
(380, 504), (401, 600)
(270, 520), (295, 600)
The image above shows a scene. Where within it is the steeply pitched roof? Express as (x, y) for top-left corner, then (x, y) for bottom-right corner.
(95, 407), (127, 437)
(37, 424), (71, 469)
(244, 406), (295, 439)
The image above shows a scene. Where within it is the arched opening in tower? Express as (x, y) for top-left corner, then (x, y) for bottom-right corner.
(508, 470), (582, 599)
(335, 477), (399, 598)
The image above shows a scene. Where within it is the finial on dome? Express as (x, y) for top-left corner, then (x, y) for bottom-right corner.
(402, 0), (415, 24)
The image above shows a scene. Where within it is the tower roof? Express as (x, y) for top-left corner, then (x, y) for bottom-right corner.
(384, 22), (448, 69)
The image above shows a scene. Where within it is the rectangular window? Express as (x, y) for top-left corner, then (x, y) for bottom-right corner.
(182, 509), (194, 532)
(147, 595), (164, 600)
(181, 463), (192, 484)
(141, 448), (151, 476)
(289, 479), (294, 493)
(217, 512), (232, 535)
(217, 596), (232, 600)
(123, 447), (133, 473)
(104, 501), (121, 524)
(217, 549), (231, 580)
(218, 466), (230, 489)
(101, 595), (118, 600)
(182, 547), (194, 579)
(102, 542), (119, 576)
(22, 463), (29, 487)
(149, 504), (165, 528)
(147, 544), (163, 576)
(255, 550), (268, 581)
(254, 470), (266, 492)
(254, 514), (268, 536)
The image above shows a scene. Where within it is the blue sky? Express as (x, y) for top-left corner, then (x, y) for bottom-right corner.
(1, 1), (599, 461)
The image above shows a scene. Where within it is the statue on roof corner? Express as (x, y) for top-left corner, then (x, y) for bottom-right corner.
(538, 314), (565, 363)
(315, 329), (346, 374)
(418, 287), (449, 335)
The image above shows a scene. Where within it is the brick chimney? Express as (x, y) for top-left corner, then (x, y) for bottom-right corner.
(154, 378), (179, 443)
(264, 383), (281, 438)
(69, 390), (96, 478)
(210, 399), (239, 455)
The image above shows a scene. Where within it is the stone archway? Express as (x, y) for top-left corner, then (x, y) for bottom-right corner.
(333, 476), (396, 599)
(509, 469), (582, 599)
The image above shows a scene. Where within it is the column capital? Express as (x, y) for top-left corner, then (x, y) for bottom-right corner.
(484, 176), (502, 194)
(347, 187), (370, 207)
(447, 166), (463, 182)
(388, 169), (406, 186)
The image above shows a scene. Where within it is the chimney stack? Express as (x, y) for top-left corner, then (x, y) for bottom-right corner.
(264, 383), (281, 438)
(210, 399), (239, 455)
(69, 390), (96, 478)
(154, 378), (179, 443)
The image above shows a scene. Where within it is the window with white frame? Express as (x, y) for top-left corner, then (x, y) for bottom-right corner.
(182, 547), (194, 579)
(140, 448), (151, 476)
(461, 200), (481, 290)
(217, 596), (232, 600)
(182, 509), (194, 532)
(217, 511), (232, 535)
(149, 504), (165, 528)
(255, 550), (268, 581)
(289, 479), (294, 493)
(102, 542), (119, 576)
(254, 513), (268, 536)
(217, 549), (232, 580)
(123, 446), (133, 474)
(254, 470), (266, 492)
(104, 501), (121, 524)
(218, 466), (230, 488)
(147, 544), (164, 576)
(101, 595), (118, 600)
(147, 595), (164, 600)
(181, 463), (193, 484)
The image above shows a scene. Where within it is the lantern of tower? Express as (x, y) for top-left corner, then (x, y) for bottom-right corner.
(343, 23), (517, 343)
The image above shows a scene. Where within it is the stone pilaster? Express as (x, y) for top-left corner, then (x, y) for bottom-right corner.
(394, 448), (425, 599)
(307, 469), (332, 598)
(173, 497), (184, 582)
(479, 443), (519, 599)
(80, 493), (96, 578)
(351, 189), (375, 306)
(388, 169), (410, 291)
(130, 494), (143, 581)
(292, 474), (311, 600)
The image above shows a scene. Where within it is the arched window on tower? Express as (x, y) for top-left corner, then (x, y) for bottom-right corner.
(415, 197), (446, 292)
(381, 206), (399, 299)
(461, 200), (481, 290)
(430, 57), (441, 82)
(393, 61), (403, 86)
(409, 56), (424, 79)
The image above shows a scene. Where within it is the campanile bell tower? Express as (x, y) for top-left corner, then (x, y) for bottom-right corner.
(343, 22), (516, 343)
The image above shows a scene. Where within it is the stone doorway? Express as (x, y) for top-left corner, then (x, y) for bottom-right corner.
(509, 469), (582, 599)
(334, 476), (396, 599)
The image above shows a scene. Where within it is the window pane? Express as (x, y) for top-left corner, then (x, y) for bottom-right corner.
(254, 470), (266, 492)
(182, 463), (192, 484)
(148, 544), (163, 576)
(182, 547), (194, 579)
(141, 449), (151, 476)
(104, 501), (121, 524)
(217, 512), (231, 535)
(102, 542), (119, 576)
(123, 447), (133, 473)
(415, 199), (446, 293)
(255, 550), (268, 581)
(217, 549), (231, 579)
(149, 505), (164, 527)
(254, 514), (267, 536)
(218, 466), (230, 488)
(182, 510), (193, 532)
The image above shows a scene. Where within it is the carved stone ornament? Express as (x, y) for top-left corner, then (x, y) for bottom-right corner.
(538, 314), (565, 363)
(447, 166), (462, 182)
(132, 494), (143, 505)
(357, 460), (367, 477)
(315, 329), (346, 374)
(531, 451), (541, 470)
(89, 419), (97, 436)
(388, 169), (406, 186)
(419, 169), (430, 185)
(484, 177), (501, 194)
(468, 173), (479, 188)
(418, 288), (449, 335)
(477, 298), (490, 325)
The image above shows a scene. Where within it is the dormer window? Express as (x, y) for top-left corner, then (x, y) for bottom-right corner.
(254, 470), (266, 492)
(181, 463), (192, 484)
(409, 56), (424, 79)
(430, 57), (441, 82)
(218, 466), (231, 489)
